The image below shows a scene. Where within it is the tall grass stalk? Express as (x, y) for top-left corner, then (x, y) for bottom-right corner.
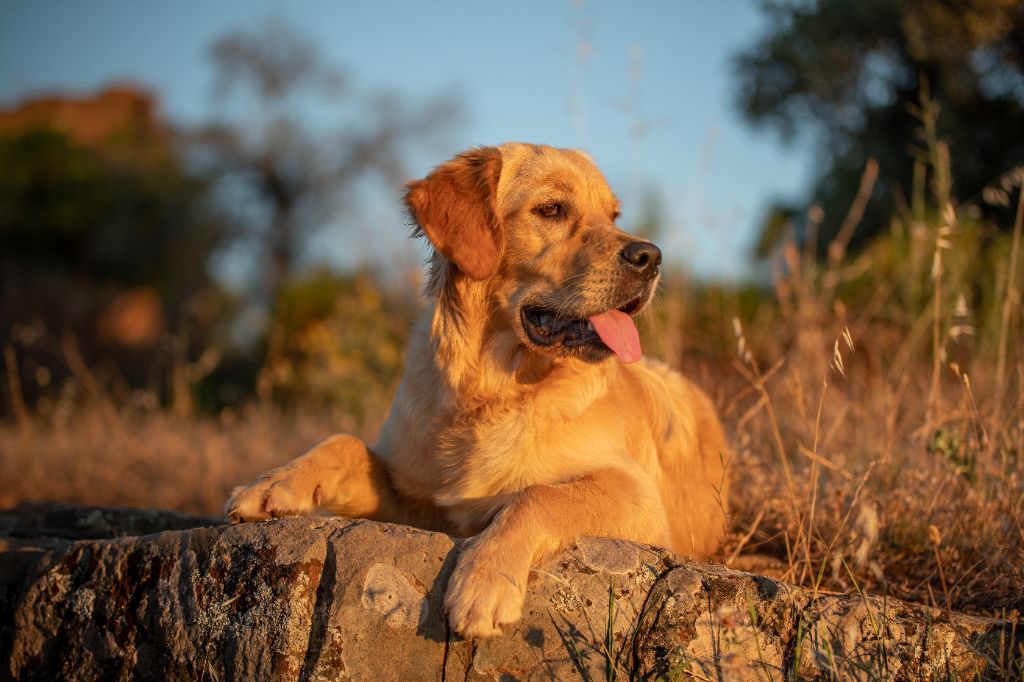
(995, 186), (1024, 422)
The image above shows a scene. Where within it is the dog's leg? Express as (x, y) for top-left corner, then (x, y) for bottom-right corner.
(444, 467), (670, 638)
(225, 434), (417, 525)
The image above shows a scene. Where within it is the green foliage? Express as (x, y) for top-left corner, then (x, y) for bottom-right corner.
(927, 428), (978, 482)
(0, 121), (233, 417)
(261, 270), (417, 423)
(604, 579), (617, 682)
(0, 127), (225, 303)
(736, 0), (1024, 257)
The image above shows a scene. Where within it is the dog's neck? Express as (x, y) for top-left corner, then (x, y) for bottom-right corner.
(424, 257), (554, 408)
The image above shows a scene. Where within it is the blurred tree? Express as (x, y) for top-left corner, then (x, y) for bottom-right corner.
(0, 125), (222, 308)
(199, 19), (458, 303)
(735, 0), (1024, 257)
(196, 19), (459, 398)
(0, 86), (232, 414)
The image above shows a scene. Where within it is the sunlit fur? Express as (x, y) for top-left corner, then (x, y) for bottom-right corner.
(226, 143), (730, 639)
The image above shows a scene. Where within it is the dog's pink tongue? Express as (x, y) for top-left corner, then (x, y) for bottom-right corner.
(588, 310), (642, 364)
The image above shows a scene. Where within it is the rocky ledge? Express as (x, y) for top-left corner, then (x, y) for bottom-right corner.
(0, 504), (1019, 680)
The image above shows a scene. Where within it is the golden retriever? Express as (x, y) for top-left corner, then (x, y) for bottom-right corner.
(226, 143), (730, 638)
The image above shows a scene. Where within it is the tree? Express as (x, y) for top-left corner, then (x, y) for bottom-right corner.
(195, 19), (460, 398)
(0, 87), (226, 312)
(199, 19), (459, 303)
(735, 0), (1024, 258)
(0, 86), (233, 415)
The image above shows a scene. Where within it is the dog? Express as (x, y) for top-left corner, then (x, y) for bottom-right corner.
(226, 143), (730, 638)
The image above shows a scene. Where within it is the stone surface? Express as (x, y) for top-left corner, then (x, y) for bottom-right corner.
(0, 504), (1019, 680)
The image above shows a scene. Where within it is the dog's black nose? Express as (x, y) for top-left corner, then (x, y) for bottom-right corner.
(620, 241), (662, 278)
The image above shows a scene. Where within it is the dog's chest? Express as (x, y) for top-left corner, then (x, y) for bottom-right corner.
(434, 396), (629, 509)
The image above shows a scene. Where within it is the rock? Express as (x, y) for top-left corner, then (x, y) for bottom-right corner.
(0, 504), (1019, 680)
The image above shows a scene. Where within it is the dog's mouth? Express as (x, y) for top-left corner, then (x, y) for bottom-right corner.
(520, 290), (649, 363)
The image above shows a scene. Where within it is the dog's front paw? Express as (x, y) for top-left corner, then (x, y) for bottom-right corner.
(225, 468), (323, 523)
(444, 542), (528, 639)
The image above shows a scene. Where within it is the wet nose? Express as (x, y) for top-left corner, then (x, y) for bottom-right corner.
(619, 241), (662, 279)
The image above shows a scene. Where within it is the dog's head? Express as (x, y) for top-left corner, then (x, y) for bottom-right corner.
(406, 143), (660, 365)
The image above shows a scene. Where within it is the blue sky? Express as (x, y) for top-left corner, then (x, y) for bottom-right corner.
(0, 0), (815, 281)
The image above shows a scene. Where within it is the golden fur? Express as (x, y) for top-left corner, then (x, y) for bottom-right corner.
(226, 143), (730, 638)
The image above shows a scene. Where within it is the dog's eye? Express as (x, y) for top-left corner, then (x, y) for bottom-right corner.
(534, 202), (564, 219)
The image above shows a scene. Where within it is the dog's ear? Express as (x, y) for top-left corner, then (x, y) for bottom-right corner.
(405, 146), (503, 280)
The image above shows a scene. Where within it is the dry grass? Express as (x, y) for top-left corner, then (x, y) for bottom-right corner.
(690, 157), (1024, 618)
(0, 403), (380, 517)
(717, 319), (1024, 616)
